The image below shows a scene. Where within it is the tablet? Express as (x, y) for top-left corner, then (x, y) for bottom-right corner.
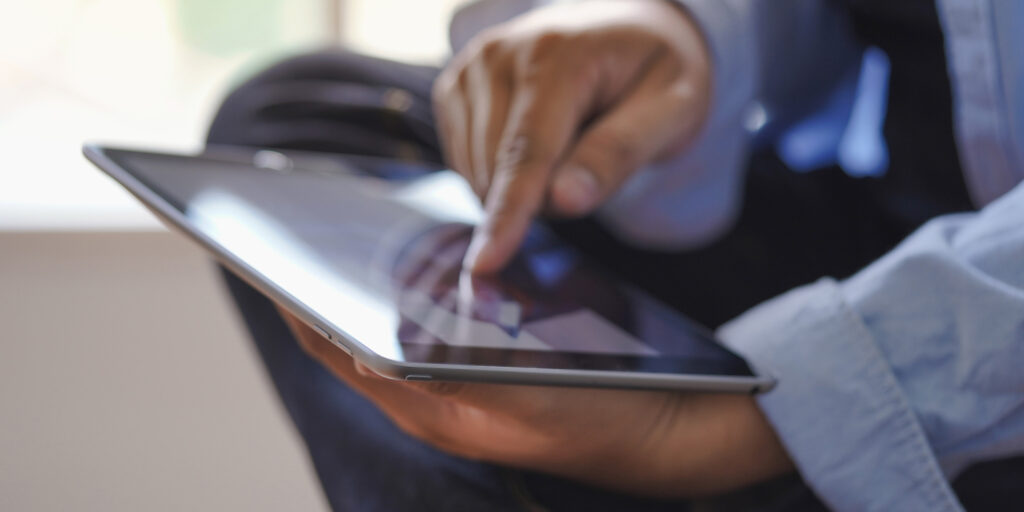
(84, 144), (774, 393)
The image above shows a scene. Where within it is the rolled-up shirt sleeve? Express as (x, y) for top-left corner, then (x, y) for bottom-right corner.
(718, 180), (1024, 510)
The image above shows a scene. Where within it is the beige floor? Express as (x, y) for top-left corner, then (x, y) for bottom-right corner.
(0, 231), (328, 511)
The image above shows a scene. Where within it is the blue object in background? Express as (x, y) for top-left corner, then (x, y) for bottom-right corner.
(776, 47), (891, 177)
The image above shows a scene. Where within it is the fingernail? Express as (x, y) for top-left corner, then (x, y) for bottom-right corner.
(463, 230), (491, 271)
(554, 166), (599, 214)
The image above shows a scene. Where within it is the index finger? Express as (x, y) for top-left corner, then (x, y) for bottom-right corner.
(463, 81), (590, 273)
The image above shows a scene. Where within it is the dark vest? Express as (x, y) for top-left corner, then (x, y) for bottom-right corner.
(848, 0), (975, 229)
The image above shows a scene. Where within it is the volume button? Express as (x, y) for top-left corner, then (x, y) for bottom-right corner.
(404, 374), (432, 381)
(312, 324), (332, 340)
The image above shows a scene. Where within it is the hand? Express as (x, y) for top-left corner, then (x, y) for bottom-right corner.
(282, 310), (793, 497)
(432, 0), (713, 273)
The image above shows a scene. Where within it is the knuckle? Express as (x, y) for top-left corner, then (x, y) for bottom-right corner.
(431, 70), (458, 110)
(520, 32), (598, 84)
(477, 37), (505, 63)
(462, 30), (515, 80)
(527, 31), (571, 62)
(456, 67), (472, 91)
(452, 29), (506, 80)
(496, 134), (550, 174)
(463, 26), (502, 56)
(492, 142), (551, 211)
(487, 196), (531, 226)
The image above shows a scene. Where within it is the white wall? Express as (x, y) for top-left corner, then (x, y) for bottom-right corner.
(0, 232), (327, 511)
(0, 2), (471, 508)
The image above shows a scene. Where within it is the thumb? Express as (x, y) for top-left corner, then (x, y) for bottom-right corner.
(549, 58), (708, 217)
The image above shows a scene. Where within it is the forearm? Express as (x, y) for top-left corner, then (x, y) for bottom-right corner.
(719, 180), (1024, 510)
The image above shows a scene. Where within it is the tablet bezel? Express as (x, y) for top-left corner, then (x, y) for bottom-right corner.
(83, 144), (775, 393)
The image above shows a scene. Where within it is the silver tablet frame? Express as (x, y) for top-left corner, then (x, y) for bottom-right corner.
(84, 144), (776, 393)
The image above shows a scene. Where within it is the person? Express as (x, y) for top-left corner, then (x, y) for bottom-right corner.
(206, 0), (1024, 510)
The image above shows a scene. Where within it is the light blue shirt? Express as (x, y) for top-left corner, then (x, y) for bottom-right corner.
(663, 1), (1024, 510)
(451, 1), (1024, 509)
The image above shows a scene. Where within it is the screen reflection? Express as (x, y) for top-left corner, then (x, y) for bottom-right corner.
(112, 149), (753, 376)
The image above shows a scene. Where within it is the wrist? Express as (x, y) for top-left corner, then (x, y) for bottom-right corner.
(559, 393), (793, 499)
(626, 394), (794, 498)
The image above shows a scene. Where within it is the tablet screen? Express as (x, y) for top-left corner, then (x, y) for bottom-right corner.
(104, 148), (754, 377)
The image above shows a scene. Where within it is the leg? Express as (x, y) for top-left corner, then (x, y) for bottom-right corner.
(208, 50), (443, 164)
(220, 268), (520, 512)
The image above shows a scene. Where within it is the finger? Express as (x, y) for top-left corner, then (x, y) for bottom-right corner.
(354, 360), (378, 377)
(549, 53), (708, 216)
(277, 308), (591, 465)
(457, 70), (485, 198)
(278, 311), (553, 464)
(432, 72), (475, 189)
(463, 76), (593, 273)
(468, 59), (512, 203)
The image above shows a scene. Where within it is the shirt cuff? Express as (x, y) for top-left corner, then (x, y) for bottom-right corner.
(672, 0), (758, 119)
(718, 278), (963, 511)
(595, 0), (758, 249)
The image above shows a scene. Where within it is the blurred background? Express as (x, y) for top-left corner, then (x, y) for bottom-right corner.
(0, 1), (465, 509)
